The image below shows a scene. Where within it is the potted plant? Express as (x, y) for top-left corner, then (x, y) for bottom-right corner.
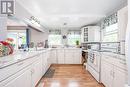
(76, 40), (80, 48)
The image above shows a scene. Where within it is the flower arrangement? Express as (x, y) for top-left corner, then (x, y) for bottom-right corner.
(0, 38), (14, 57)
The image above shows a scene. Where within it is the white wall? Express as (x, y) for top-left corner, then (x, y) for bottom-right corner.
(0, 15), (7, 41)
(30, 28), (49, 44)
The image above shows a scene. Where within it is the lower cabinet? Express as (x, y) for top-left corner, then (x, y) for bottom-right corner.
(3, 67), (32, 87)
(101, 55), (127, 87)
(42, 52), (47, 75)
(50, 49), (57, 64)
(73, 50), (81, 64)
(0, 52), (49, 87)
(57, 49), (81, 64)
(113, 66), (127, 87)
(101, 60), (114, 87)
(0, 49), (82, 87)
(57, 49), (65, 64)
(31, 58), (42, 87)
(64, 51), (74, 64)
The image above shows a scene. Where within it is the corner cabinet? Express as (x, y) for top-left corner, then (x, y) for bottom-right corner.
(81, 26), (100, 43)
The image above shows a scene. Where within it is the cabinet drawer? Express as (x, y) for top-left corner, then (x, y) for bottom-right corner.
(0, 66), (31, 87)
(0, 55), (38, 82)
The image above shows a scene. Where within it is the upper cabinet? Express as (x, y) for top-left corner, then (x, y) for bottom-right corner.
(81, 26), (100, 43)
(118, 6), (128, 41)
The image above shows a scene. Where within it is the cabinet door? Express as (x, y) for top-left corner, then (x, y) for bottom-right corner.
(31, 59), (42, 87)
(113, 66), (127, 87)
(88, 26), (100, 42)
(57, 49), (64, 64)
(64, 50), (74, 64)
(4, 68), (31, 87)
(42, 52), (50, 75)
(46, 51), (51, 68)
(73, 50), (81, 64)
(42, 52), (46, 75)
(118, 6), (128, 41)
(101, 60), (113, 87)
(51, 50), (57, 64)
(81, 27), (88, 43)
(88, 27), (94, 42)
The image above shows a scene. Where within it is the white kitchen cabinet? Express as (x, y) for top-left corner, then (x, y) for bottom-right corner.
(47, 50), (51, 68)
(3, 67), (31, 87)
(88, 26), (100, 42)
(42, 52), (47, 75)
(118, 6), (128, 41)
(0, 50), (52, 87)
(31, 55), (43, 87)
(81, 26), (100, 43)
(51, 49), (57, 64)
(81, 27), (88, 43)
(118, 6), (128, 54)
(101, 54), (127, 87)
(101, 60), (113, 87)
(73, 50), (81, 64)
(58, 49), (81, 64)
(57, 49), (65, 64)
(64, 50), (74, 64)
(113, 66), (127, 87)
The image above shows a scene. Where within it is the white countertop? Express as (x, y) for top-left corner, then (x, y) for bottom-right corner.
(0, 48), (81, 69)
(85, 49), (126, 61)
(0, 49), (50, 69)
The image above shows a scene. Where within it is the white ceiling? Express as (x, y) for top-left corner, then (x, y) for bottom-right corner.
(16, 0), (127, 29)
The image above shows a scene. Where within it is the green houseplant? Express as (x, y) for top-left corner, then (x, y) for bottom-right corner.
(76, 40), (80, 48)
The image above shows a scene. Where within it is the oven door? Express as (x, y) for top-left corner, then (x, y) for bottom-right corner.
(87, 52), (100, 72)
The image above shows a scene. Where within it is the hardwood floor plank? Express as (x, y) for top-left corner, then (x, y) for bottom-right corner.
(37, 64), (104, 87)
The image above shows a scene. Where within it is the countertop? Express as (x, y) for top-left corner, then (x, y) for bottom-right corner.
(0, 48), (52, 69)
(83, 49), (126, 62)
(0, 48), (81, 69)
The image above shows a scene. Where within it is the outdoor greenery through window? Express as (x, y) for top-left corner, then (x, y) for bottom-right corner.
(7, 31), (26, 50)
(68, 34), (81, 46)
(48, 34), (62, 46)
(67, 30), (81, 46)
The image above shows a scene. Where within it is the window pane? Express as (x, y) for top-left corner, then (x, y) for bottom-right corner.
(48, 35), (62, 45)
(7, 33), (17, 49)
(18, 33), (27, 48)
(7, 32), (27, 49)
(105, 23), (118, 32)
(68, 34), (81, 45)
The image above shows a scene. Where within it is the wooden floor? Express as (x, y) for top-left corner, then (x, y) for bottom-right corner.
(37, 64), (104, 87)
